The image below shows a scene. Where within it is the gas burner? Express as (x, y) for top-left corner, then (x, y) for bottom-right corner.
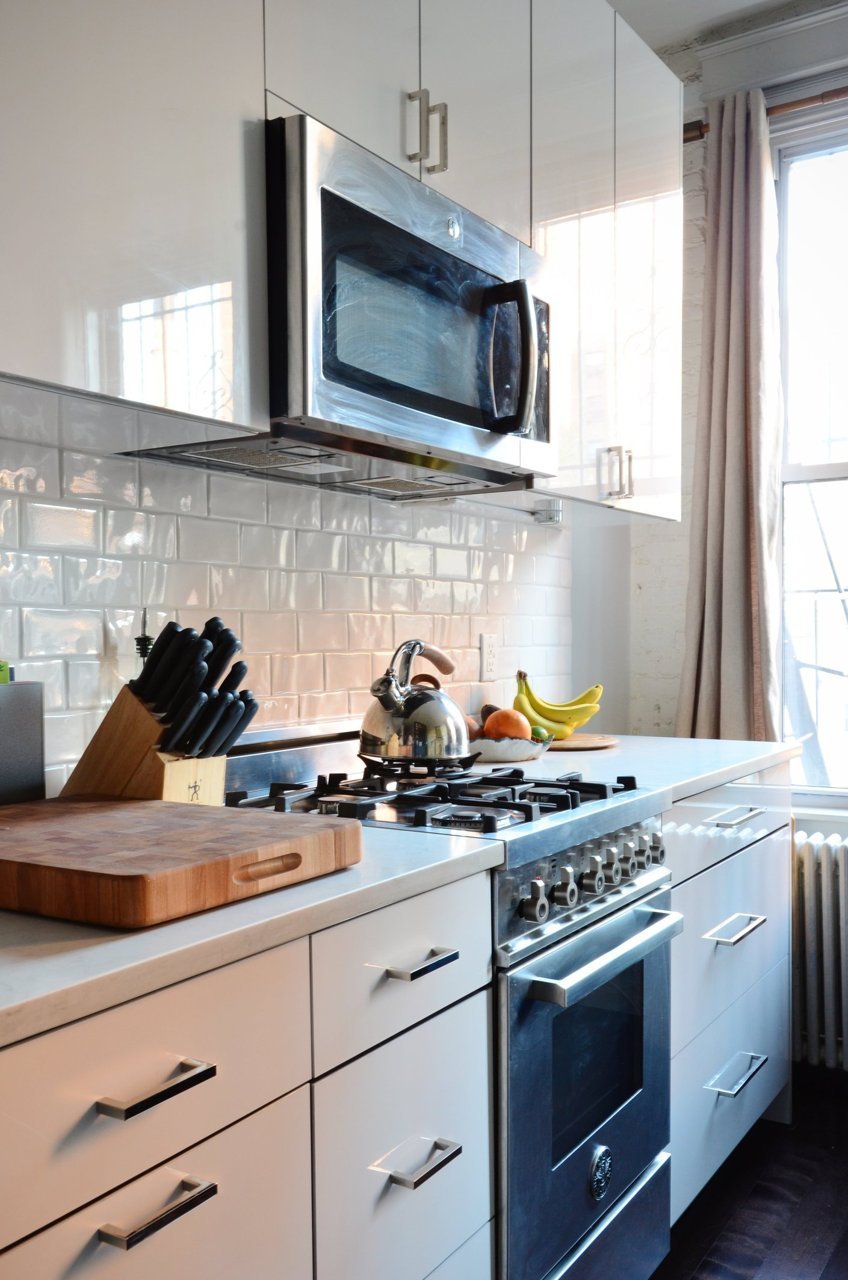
(358, 753), (481, 780)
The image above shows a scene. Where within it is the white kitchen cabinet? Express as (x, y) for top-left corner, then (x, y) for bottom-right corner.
(0, 0), (268, 429)
(0, 1088), (312, 1280)
(264, 0), (531, 243)
(532, 0), (682, 520)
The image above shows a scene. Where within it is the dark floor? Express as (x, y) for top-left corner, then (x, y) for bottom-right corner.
(654, 1067), (848, 1280)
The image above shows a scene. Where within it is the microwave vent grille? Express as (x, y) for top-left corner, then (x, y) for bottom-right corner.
(343, 476), (466, 496)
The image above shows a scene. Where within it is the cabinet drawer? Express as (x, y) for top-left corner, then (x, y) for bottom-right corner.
(663, 775), (791, 883)
(671, 828), (790, 1055)
(0, 1087), (312, 1280)
(427, 1220), (494, 1280)
(0, 940), (310, 1250)
(313, 990), (493, 1280)
(312, 873), (491, 1074)
(670, 957), (790, 1223)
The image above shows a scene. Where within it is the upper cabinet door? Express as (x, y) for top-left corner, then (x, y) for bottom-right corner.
(0, 0), (268, 429)
(420, 0), (531, 244)
(264, 0), (420, 175)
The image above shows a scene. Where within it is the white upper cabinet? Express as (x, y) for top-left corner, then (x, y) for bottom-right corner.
(265, 0), (531, 243)
(0, 0), (268, 429)
(532, 0), (683, 520)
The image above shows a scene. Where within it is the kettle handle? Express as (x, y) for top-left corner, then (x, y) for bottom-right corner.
(419, 643), (455, 676)
(391, 640), (456, 688)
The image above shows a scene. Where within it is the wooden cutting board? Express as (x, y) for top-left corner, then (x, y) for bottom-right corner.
(0, 797), (362, 928)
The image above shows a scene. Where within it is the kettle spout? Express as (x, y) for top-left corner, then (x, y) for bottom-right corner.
(370, 673), (404, 713)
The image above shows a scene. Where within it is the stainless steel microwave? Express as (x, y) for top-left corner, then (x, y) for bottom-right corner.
(264, 114), (556, 500)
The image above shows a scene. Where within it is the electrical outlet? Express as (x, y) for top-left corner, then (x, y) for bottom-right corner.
(480, 633), (497, 682)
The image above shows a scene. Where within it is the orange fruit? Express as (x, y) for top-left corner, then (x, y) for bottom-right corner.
(483, 707), (532, 740)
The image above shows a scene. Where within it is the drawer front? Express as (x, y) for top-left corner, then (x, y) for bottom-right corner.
(312, 873), (491, 1074)
(0, 1086), (312, 1280)
(664, 776), (791, 883)
(670, 957), (790, 1223)
(314, 990), (493, 1280)
(671, 828), (790, 1055)
(0, 939), (310, 1250)
(427, 1220), (494, 1280)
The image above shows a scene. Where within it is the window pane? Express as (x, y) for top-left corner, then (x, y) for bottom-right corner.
(782, 479), (848, 787)
(785, 147), (848, 466)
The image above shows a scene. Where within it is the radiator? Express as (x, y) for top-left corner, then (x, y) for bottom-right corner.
(793, 830), (848, 1069)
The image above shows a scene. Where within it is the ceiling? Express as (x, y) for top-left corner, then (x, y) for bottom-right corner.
(611, 0), (843, 53)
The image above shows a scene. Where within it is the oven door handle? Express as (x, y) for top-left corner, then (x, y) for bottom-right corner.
(527, 908), (684, 1009)
(482, 278), (538, 436)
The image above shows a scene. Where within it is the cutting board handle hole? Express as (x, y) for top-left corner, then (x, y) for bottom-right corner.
(233, 853), (303, 883)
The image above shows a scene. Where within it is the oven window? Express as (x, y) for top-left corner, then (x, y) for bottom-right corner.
(550, 963), (644, 1165)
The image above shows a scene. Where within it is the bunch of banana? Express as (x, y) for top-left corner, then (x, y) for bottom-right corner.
(513, 671), (603, 740)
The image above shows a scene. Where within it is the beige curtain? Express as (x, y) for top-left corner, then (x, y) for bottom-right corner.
(675, 90), (784, 742)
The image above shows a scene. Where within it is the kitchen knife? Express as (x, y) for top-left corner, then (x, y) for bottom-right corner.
(214, 692), (260, 755)
(202, 629), (242, 691)
(128, 620), (181, 697)
(150, 629), (202, 716)
(160, 654), (210, 725)
(158, 690), (209, 753)
(199, 696), (246, 757)
(218, 659), (248, 697)
(182, 689), (234, 757)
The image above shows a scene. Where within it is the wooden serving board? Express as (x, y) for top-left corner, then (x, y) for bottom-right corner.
(548, 734), (620, 751)
(0, 797), (362, 928)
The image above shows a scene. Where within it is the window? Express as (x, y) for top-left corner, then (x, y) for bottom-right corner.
(777, 126), (848, 788)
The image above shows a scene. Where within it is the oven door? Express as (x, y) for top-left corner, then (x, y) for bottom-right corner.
(499, 888), (683, 1280)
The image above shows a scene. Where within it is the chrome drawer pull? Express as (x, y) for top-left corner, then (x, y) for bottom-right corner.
(388, 1138), (462, 1190)
(702, 912), (767, 947)
(99, 1177), (217, 1249)
(386, 947), (459, 982)
(96, 1058), (217, 1120)
(704, 1051), (768, 1098)
(426, 99), (448, 174)
(709, 805), (766, 828)
(407, 88), (431, 162)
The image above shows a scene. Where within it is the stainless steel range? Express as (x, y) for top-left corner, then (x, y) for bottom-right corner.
(224, 735), (681, 1280)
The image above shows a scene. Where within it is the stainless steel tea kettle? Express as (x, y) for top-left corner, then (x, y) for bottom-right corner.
(360, 639), (470, 761)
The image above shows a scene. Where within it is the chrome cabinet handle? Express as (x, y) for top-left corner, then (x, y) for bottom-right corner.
(709, 805), (766, 828)
(407, 88), (431, 162)
(426, 99), (448, 173)
(598, 445), (633, 499)
(703, 912), (767, 947)
(386, 946), (459, 981)
(388, 1138), (462, 1189)
(96, 1058), (216, 1120)
(704, 1051), (768, 1098)
(527, 908), (684, 1009)
(98, 1177), (217, 1249)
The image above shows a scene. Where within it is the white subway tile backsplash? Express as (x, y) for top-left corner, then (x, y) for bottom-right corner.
(13, 658), (65, 709)
(414, 510), (451, 543)
(270, 570), (322, 612)
(394, 541), (433, 576)
(372, 576), (414, 613)
(0, 606), (19, 658)
(349, 612), (393, 651)
(60, 395), (138, 453)
(23, 608), (103, 657)
(243, 652), (271, 696)
(0, 440), (60, 497)
(180, 515), (240, 564)
(272, 651), (323, 693)
(105, 509), (176, 558)
(209, 473), (268, 523)
(451, 511), (486, 547)
(0, 380), (60, 444)
(1, 551), (62, 604)
(63, 451), (139, 506)
(435, 547), (469, 578)
(323, 573), (370, 611)
(347, 535), (392, 576)
(325, 651), (372, 690)
(43, 709), (104, 766)
(295, 530), (346, 572)
(210, 565), (269, 611)
(144, 560), (210, 609)
(452, 580), (485, 613)
(139, 460), (208, 514)
(414, 578), (452, 613)
(242, 611), (297, 654)
(299, 689), (348, 720)
(44, 765), (70, 798)
(0, 497), (18, 547)
(370, 502), (413, 539)
(320, 491), (370, 534)
(298, 610), (347, 652)
(64, 556), (142, 607)
(105, 607), (148, 658)
(67, 659), (118, 709)
(267, 482), (321, 529)
(23, 502), (100, 550)
(240, 524), (294, 568)
(255, 694), (300, 726)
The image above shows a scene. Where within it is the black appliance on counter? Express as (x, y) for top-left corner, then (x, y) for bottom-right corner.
(223, 733), (680, 1280)
(0, 682), (45, 805)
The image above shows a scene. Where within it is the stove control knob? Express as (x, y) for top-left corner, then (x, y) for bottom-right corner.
(519, 877), (550, 924)
(635, 834), (653, 869)
(618, 839), (638, 878)
(552, 865), (579, 908)
(582, 854), (605, 897)
(651, 832), (666, 864)
(601, 844), (622, 886)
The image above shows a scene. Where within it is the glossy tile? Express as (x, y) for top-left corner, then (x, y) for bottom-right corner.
(371, 575), (413, 613)
(414, 578), (452, 613)
(0, 379), (60, 444)
(451, 511), (486, 547)
(12, 658), (65, 709)
(209, 473), (268, 523)
(0, 497), (18, 548)
(210, 565), (269, 611)
(23, 608), (103, 656)
(298, 610), (347, 652)
(323, 573), (369, 611)
(370, 502), (413, 539)
(320, 490), (370, 534)
(63, 451), (138, 506)
(267, 483), (321, 530)
(435, 547), (469, 578)
(0, 606), (19, 658)
(0, 440), (60, 497)
(453, 580), (485, 613)
(67, 659), (118, 709)
(105, 607), (149, 657)
(255, 694), (300, 727)
(104, 510), (176, 558)
(242, 610), (297, 654)
(394, 541), (433, 576)
(348, 612), (393, 651)
(299, 689), (348, 720)
(23, 502), (100, 550)
(0, 551), (61, 604)
(270, 570), (322, 612)
(139, 459), (208, 514)
(60, 395), (138, 452)
(240, 525), (295, 568)
(143, 560), (210, 609)
(295, 530), (346, 572)
(242, 651), (271, 696)
(179, 515), (240, 564)
(43, 710), (103, 766)
(325, 651), (372, 690)
(347, 535), (392, 576)
(64, 556), (142, 607)
(414, 509), (452, 543)
(272, 651), (323, 693)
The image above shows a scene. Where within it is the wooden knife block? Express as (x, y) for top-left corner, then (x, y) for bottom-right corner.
(61, 686), (227, 806)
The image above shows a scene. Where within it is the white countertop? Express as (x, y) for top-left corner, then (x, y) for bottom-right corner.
(0, 733), (798, 1051)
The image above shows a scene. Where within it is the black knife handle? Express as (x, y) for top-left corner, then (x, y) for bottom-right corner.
(150, 630), (203, 716)
(129, 621), (181, 697)
(200, 616), (226, 644)
(161, 654), (210, 725)
(215, 694), (260, 755)
(202, 630), (242, 691)
(159, 691), (209, 753)
(183, 689), (234, 757)
(200, 698), (246, 758)
(218, 660), (248, 697)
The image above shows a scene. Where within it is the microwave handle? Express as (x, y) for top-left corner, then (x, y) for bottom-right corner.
(483, 279), (538, 436)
